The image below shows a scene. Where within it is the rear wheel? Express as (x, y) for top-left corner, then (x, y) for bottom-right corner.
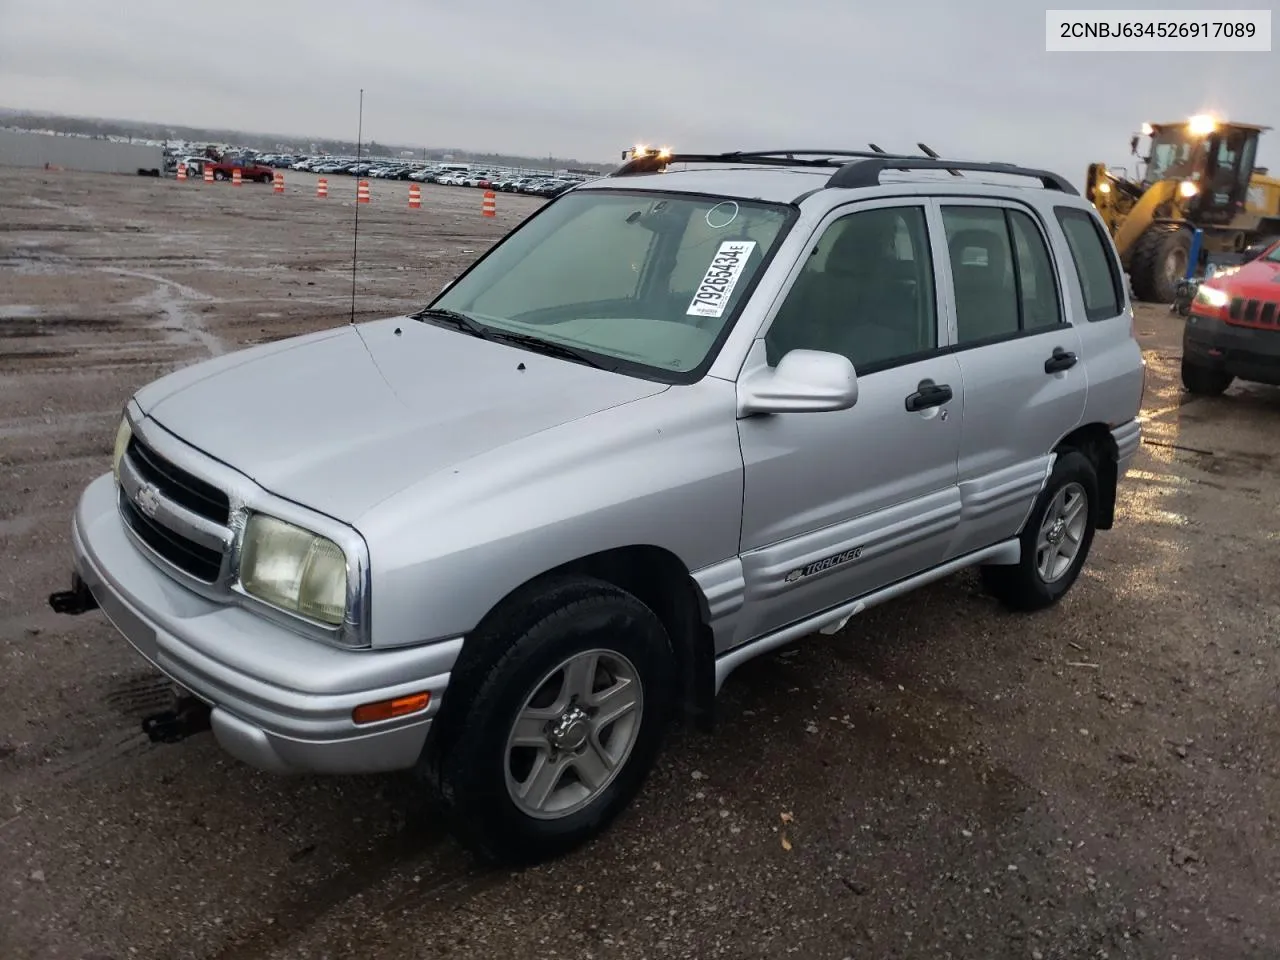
(1181, 356), (1233, 396)
(423, 578), (675, 864)
(213, 169), (227, 181)
(1130, 224), (1192, 303)
(981, 450), (1099, 612)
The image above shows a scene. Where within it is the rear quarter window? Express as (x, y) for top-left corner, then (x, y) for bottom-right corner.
(1054, 207), (1126, 321)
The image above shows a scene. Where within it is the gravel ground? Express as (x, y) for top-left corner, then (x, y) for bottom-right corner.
(1, 167), (1277, 960)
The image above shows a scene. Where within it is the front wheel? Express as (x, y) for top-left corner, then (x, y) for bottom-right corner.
(213, 170), (227, 181)
(1130, 224), (1191, 304)
(425, 578), (675, 864)
(981, 450), (1099, 612)
(1180, 356), (1233, 396)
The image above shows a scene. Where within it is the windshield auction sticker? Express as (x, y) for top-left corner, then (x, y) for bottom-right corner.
(687, 240), (757, 318)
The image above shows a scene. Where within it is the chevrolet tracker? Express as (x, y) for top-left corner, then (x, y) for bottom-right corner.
(51, 146), (1145, 863)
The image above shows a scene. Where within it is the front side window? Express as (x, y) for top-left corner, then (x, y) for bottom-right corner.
(430, 190), (793, 377)
(765, 205), (937, 371)
(1146, 128), (1196, 183)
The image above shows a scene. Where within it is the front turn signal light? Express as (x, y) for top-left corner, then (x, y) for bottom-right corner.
(353, 692), (430, 725)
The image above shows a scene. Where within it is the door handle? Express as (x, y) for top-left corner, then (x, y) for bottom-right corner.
(1044, 346), (1078, 374)
(905, 379), (953, 412)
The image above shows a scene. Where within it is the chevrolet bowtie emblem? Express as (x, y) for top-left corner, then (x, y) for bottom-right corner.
(135, 482), (161, 519)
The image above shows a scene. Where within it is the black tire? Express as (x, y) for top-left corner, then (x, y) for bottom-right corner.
(213, 170), (227, 181)
(1129, 224), (1192, 304)
(423, 577), (675, 864)
(981, 450), (1099, 612)
(1180, 356), (1232, 396)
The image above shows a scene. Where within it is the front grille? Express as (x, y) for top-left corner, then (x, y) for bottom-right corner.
(119, 494), (224, 582)
(126, 436), (231, 524)
(1227, 297), (1280, 328)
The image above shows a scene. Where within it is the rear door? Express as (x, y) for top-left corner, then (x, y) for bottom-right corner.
(932, 198), (1086, 559)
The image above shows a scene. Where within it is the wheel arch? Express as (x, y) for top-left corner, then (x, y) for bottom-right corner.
(439, 544), (717, 741)
(1054, 422), (1119, 529)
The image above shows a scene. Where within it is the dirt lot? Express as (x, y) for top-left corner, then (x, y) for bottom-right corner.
(1, 166), (1277, 960)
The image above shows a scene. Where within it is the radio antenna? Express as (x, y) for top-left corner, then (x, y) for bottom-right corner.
(349, 88), (364, 324)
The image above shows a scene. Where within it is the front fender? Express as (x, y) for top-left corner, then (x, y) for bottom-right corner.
(357, 380), (746, 648)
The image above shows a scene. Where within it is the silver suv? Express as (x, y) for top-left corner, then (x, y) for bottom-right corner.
(52, 147), (1145, 863)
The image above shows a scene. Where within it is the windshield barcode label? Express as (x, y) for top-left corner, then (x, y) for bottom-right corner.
(687, 240), (757, 318)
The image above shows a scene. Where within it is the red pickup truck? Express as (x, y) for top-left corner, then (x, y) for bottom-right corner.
(205, 153), (275, 183)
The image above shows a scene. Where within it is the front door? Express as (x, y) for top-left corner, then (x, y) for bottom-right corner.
(733, 199), (963, 646)
(934, 199), (1087, 559)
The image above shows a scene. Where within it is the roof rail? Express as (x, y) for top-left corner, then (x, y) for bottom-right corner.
(609, 148), (1079, 195)
(611, 147), (931, 177)
(826, 158), (1078, 194)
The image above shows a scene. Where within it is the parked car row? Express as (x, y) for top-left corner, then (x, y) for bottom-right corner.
(245, 154), (589, 197)
(168, 148), (593, 197)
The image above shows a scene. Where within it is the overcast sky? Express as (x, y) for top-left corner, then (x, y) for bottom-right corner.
(1, 0), (1276, 184)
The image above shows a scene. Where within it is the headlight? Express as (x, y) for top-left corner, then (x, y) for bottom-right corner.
(112, 417), (132, 482)
(1179, 179), (1199, 199)
(1193, 285), (1230, 309)
(239, 513), (348, 626)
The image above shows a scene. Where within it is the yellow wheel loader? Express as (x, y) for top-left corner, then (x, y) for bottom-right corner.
(1086, 116), (1280, 303)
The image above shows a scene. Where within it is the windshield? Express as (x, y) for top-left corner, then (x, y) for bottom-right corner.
(1146, 127), (1198, 183)
(428, 189), (793, 377)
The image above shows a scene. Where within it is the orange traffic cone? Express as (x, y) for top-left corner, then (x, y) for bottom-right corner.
(482, 190), (496, 217)
(408, 183), (422, 209)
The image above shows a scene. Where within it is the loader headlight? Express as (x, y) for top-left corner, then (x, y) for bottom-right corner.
(112, 416), (132, 483)
(238, 513), (348, 626)
(1188, 114), (1218, 136)
(1193, 285), (1230, 309)
(1178, 179), (1199, 199)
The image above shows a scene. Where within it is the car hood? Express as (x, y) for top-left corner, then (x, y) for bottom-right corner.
(1208, 255), (1280, 299)
(135, 317), (668, 523)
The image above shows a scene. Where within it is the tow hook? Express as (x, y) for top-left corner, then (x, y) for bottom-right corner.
(142, 696), (213, 744)
(48, 573), (99, 615)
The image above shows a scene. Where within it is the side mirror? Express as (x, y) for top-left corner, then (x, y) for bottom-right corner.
(1130, 135), (1140, 155)
(737, 349), (859, 416)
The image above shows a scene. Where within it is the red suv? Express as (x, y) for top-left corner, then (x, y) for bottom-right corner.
(1181, 239), (1280, 395)
(206, 154), (276, 183)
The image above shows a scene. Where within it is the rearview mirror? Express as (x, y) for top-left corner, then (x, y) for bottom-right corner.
(737, 349), (859, 416)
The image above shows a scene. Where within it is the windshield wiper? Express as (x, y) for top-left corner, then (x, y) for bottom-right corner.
(411, 307), (491, 339)
(487, 330), (610, 369)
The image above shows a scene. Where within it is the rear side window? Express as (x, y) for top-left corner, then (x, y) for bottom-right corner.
(1055, 207), (1125, 321)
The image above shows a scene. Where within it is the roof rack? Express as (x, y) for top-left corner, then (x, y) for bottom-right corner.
(827, 158), (1077, 194)
(611, 148), (931, 177)
(611, 148), (1078, 195)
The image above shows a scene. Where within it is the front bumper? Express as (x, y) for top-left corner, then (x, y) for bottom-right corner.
(70, 473), (463, 775)
(1184, 312), (1280, 386)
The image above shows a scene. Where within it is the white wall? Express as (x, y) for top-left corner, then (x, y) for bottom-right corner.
(0, 129), (165, 174)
